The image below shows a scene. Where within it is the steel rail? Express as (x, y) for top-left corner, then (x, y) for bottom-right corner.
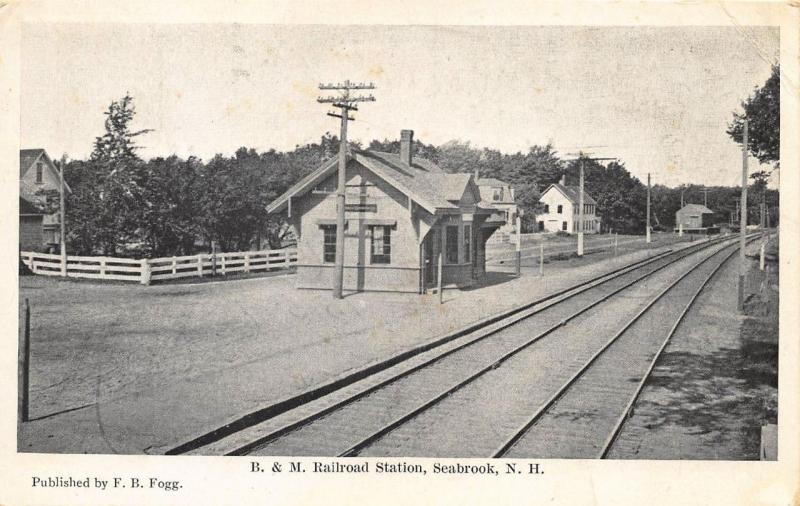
(491, 236), (757, 458)
(597, 234), (767, 458)
(331, 237), (746, 457)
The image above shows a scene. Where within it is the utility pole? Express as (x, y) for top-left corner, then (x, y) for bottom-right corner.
(646, 172), (651, 244)
(515, 215), (522, 277)
(317, 80), (376, 299)
(578, 159), (585, 256)
(564, 152), (616, 257)
(59, 154), (67, 277)
(738, 119), (748, 312)
(680, 186), (685, 208)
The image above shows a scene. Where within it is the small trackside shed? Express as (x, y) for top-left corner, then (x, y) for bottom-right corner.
(675, 204), (715, 232)
(266, 130), (506, 293)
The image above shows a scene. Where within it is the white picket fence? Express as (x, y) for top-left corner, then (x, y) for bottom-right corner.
(20, 249), (297, 285)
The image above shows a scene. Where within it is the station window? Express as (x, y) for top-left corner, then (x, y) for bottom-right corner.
(543, 204), (549, 213)
(492, 187), (504, 201)
(562, 221), (567, 231)
(445, 225), (459, 264)
(370, 226), (391, 264)
(463, 224), (471, 263)
(557, 204), (563, 214)
(35, 162), (43, 184)
(322, 225), (336, 263)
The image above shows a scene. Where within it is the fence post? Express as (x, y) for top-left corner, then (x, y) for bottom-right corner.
(614, 233), (618, 256)
(60, 250), (67, 277)
(244, 252), (251, 273)
(437, 252), (443, 304)
(759, 242), (766, 271)
(172, 256), (177, 275)
(221, 254), (227, 276)
(539, 243), (544, 277)
(100, 258), (107, 277)
(197, 254), (203, 277)
(211, 241), (217, 276)
(140, 258), (151, 285)
(29, 252), (35, 274)
(18, 298), (30, 423)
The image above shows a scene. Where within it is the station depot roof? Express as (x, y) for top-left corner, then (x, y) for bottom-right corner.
(267, 149), (495, 216)
(677, 204), (714, 214)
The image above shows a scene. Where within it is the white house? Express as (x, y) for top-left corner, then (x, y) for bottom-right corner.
(537, 176), (600, 234)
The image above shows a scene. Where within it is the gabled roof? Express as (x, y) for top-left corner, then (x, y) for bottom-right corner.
(475, 177), (509, 187)
(267, 149), (485, 215)
(677, 204), (714, 214)
(19, 148), (72, 193)
(475, 177), (516, 204)
(20, 149), (45, 176)
(423, 173), (473, 202)
(542, 183), (597, 205)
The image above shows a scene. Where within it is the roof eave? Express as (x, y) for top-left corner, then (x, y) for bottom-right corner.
(266, 156), (341, 214)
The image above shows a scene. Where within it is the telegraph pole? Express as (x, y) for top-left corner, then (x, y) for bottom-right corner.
(578, 159), (585, 255)
(317, 80), (376, 299)
(738, 119), (748, 312)
(646, 172), (651, 243)
(59, 154), (67, 277)
(565, 152), (616, 257)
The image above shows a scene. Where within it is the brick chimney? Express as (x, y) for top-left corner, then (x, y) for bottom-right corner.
(559, 174), (566, 186)
(400, 130), (414, 165)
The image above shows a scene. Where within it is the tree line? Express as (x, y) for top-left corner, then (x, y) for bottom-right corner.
(44, 65), (777, 257)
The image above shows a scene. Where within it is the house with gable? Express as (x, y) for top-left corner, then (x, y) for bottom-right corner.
(266, 130), (506, 293)
(474, 174), (519, 237)
(19, 149), (71, 251)
(537, 175), (600, 234)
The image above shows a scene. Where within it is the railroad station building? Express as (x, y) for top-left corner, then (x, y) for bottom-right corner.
(267, 130), (506, 293)
(537, 177), (601, 234)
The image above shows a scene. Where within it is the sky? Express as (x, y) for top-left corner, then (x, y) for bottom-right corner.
(22, 24), (779, 188)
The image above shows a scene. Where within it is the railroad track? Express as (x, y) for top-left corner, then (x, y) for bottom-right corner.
(493, 236), (756, 458)
(168, 234), (758, 457)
